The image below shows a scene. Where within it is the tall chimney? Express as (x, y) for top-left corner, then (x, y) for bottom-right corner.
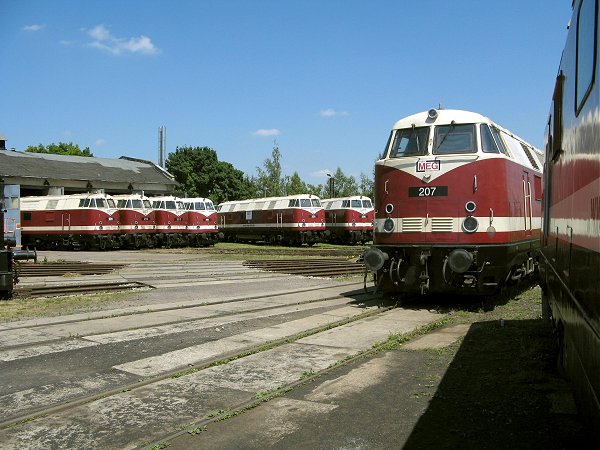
(158, 126), (166, 168)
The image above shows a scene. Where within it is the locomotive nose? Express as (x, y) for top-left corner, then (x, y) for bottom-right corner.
(447, 249), (474, 273)
(363, 247), (389, 271)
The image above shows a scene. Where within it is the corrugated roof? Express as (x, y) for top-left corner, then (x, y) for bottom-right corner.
(0, 150), (176, 186)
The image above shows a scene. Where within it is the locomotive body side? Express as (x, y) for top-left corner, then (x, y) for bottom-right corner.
(181, 197), (219, 247)
(20, 193), (120, 249)
(218, 195), (326, 245)
(364, 109), (543, 295)
(322, 196), (374, 244)
(539, 0), (600, 430)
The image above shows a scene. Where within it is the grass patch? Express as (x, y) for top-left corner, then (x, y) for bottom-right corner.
(0, 291), (136, 322)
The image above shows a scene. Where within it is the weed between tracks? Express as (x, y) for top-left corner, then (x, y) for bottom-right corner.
(0, 291), (137, 322)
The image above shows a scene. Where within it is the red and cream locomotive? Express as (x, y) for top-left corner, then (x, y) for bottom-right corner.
(113, 193), (156, 248)
(21, 192), (120, 250)
(539, 0), (600, 430)
(181, 197), (220, 246)
(19, 192), (220, 249)
(321, 196), (374, 244)
(218, 194), (326, 246)
(363, 108), (543, 295)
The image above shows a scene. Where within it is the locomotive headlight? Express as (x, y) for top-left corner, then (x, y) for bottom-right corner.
(462, 216), (479, 233)
(447, 249), (474, 273)
(363, 247), (389, 272)
(385, 203), (394, 214)
(465, 201), (476, 213)
(383, 218), (395, 233)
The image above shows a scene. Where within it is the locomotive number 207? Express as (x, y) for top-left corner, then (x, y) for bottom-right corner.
(408, 186), (448, 197)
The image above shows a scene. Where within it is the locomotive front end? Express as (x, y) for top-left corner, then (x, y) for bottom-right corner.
(365, 108), (543, 296)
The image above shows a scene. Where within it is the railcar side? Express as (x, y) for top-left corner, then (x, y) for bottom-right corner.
(539, 0), (600, 430)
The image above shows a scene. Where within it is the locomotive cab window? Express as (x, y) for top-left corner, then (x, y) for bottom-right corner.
(300, 199), (311, 207)
(311, 199), (321, 207)
(362, 199), (372, 208)
(351, 199), (362, 208)
(194, 202), (206, 210)
(480, 124), (502, 153)
(433, 124), (476, 154)
(342, 200), (350, 208)
(389, 126), (429, 157)
(576, 0), (597, 114)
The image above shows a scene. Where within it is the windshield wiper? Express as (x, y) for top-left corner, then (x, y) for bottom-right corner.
(434, 120), (456, 153)
(411, 124), (421, 154)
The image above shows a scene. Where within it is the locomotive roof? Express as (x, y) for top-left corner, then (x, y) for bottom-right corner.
(0, 150), (177, 194)
(392, 109), (492, 129)
(219, 193), (320, 206)
(321, 195), (372, 203)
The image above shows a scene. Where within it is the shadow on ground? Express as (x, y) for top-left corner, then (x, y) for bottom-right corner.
(403, 318), (593, 449)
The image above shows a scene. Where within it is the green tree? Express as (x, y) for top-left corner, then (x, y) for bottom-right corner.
(25, 142), (93, 157)
(329, 167), (359, 197)
(285, 171), (308, 195)
(255, 141), (285, 197)
(359, 172), (374, 200)
(165, 146), (251, 204)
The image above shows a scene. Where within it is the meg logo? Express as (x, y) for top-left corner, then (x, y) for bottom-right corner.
(416, 160), (441, 172)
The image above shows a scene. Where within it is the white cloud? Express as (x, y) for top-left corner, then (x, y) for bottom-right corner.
(23, 24), (45, 32)
(253, 129), (280, 137)
(95, 139), (106, 146)
(311, 169), (333, 178)
(85, 24), (158, 55)
(319, 108), (349, 117)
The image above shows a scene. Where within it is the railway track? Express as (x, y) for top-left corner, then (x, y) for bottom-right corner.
(15, 261), (126, 277)
(243, 258), (365, 277)
(0, 286), (390, 426)
(13, 281), (150, 298)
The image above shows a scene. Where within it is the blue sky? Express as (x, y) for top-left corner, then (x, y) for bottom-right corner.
(1, 0), (571, 184)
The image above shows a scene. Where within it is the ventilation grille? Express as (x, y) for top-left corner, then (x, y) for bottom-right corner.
(431, 218), (454, 232)
(402, 218), (423, 232)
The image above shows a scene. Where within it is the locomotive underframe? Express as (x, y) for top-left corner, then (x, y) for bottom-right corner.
(329, 228), (372, 245)
(372, 240), (539, 296)
(224, 229), (326, 246)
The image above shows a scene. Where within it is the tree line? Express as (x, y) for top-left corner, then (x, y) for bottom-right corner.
(25, 141), (374, 204)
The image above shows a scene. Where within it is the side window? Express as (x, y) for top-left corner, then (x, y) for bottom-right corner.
(351, 199), (362, 208)
(490, 127), (509, 155)
(480, 124), (500, 153)
(342, 200), (350, 208)
(576, 0), (597, 113)
(534, 175), (543, 201)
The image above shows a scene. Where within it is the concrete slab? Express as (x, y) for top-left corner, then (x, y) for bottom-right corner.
(298, 308), (440, 351)
(402, 323), (471, 350)
(0, 339), (100, 362)
(0, 328), (58, 349)
(112, 334), (266, 377)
